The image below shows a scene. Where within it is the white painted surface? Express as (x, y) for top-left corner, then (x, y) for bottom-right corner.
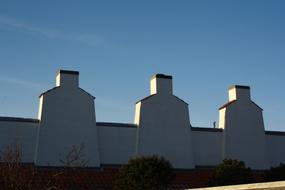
(0, 121), (38, 163)
(56, 71), (79, 88)
(219, 108), (226, 129)
(229, 86), (251, 102)
(135, 74), (194, 169)
(150, 75), (173, 95)
(219, 86), (269, 169)
(38, 96), (43, 120)
(134, 102), (141, 125)
(192, 130), (223, 166)
(0, 71), (285, 170)
(35, 71), (100, 167)
(98, 125), (136, 165)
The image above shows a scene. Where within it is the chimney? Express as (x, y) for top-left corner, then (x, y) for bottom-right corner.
(150, 74), (173, 95)
(228, 85), (251, 101)
(56, 70), (79, 88)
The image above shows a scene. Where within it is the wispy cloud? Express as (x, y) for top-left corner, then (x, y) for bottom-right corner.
(0, 16), (105, 47)
(0, 16), (60, 38)
(0, 76), (48, 90)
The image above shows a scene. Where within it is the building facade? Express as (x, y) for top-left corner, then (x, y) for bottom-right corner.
(0, 70), (285, 170)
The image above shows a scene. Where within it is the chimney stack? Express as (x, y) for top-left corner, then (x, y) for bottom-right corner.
(56, 70), (79, 88)
(228, 85), (251, 101)
(150, 74), (173, 95)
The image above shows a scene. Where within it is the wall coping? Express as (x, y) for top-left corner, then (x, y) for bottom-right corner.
(192, 127), (223, 132)
(0, 116), (39, 123)
(97, 122), (137, 128)
(190, 180), (285, 190)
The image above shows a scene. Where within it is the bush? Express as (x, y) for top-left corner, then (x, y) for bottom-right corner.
(0, 142), (36, 190)
(0, 143), (88, 190)
(208, 159), (253, 186)
(264, 163), (285, 182)
(113, 155), (175, 190)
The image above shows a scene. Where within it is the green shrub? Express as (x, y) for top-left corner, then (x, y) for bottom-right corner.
(113, 155), (175, 190)
(208, 159), (253, 186)
(264, 163), (285, 182)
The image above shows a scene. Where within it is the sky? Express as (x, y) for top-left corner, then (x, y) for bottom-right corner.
(0, 0), (284, 131)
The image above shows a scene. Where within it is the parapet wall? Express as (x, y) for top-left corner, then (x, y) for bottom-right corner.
(97, 122), (137, 165)
(266, 132), (285, 167)
(192, 128), (223, 167)
(0, 117), (38, 163)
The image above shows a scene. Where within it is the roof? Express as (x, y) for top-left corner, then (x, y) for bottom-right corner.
(229, 85), (250, 90)
(136, 94), (188, 105)
(174, 95), (189, 105)
(39, 87), (95, 99)
(39, 86), (59, 97)
(251, 100), (263, 110)
(79, 87), (96, 99)
(56, 70), (79, 75)
(136, 94), (157, 104)
(265, 130), (285, 136)
(219, 100), (263, 110)
(191, 127), (223, 132)
(151, 73), (173, 80)
(219, 100), (237, 110)
(0, 116), (39, 123)
(97, 122), (137, 128)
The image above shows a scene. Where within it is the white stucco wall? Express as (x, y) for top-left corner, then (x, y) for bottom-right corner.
(135, 74), (194, 169)
(219, 86), (269, 170)
(192, 129), (223, 166)
(1, 71), (285, 171)
(266, 133), (285, 167)
(97, 123), (137, 165)
(35, 71), (100, 167)
(0, 119), (38, 163)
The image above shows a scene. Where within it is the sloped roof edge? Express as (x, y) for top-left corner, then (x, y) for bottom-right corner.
(39, 87), (95, 99)
(136, 94), (188, 105)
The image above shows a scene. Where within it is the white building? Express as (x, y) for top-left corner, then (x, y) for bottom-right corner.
(0, 70), (284, 170)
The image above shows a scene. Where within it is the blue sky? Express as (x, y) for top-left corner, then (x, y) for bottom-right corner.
(0, 0), (284, 131)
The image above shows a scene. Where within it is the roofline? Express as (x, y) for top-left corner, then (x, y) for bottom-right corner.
(219, 100), (263, 110)
(39, 86), (59, 97)
(135, 94), (157, 104)
(79, 87), (96, 99)
(191, 127), (223, 132)
(174, 95), (188, 105)
(135, 94), (188, 105)
(56, 70), (79, 75)
(265, 131), (285, 136)
(97, 122), (137, 128)
(251, 100), (263, 110)
(39, 86), (95, 99)
(229, 85), (250, 90)
(0, 116), (39, 123)
(151, 74), (173, 80)
(219, 100), (237, 110)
